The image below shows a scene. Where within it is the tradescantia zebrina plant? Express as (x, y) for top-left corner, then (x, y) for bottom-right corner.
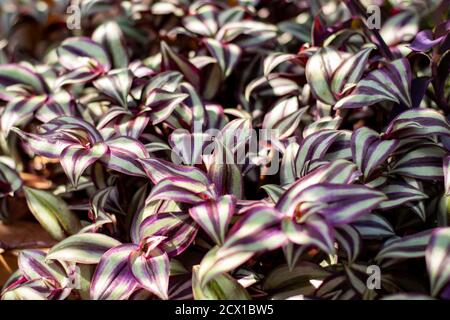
(0, 0), (449, 300)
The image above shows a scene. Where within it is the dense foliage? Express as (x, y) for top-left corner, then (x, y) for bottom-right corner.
(0, 0), (449, 300)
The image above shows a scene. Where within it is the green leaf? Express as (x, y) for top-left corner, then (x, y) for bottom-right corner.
(192, 265), (251, 300)
(46, 233), (121, 264)
(23, 187), (81, 240)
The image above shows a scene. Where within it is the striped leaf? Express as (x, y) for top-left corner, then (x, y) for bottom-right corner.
(207, 140), (243, 198)
(305, 47), (343, 105)
(204, 38), (241, 79)
(280, 142), (300, 186)
(183, 9), (219, 37)
(331, 46), (374, 96)
(202, 60), (226, 94)
(1, 282), (49, 300)
(323, 130), (352, 162)
(262, 96), (307, 140)
(352, 214), (395, 239)
(1, 273), (72, 300)
(146, 176), (215, 204)
(179, 81), (207, 128)
(335, 58), (412, 109)
(294, 183), (386, 224)
(57, 37), (111, 72)
(288, 130), (344, 183)
(261, 184), (285, 203)
(23, 187), (81, 240)
(161, 105), (193, 131)
(377, 182), (428, 211)
(343, 265), (367, 296)
(102, 136), (148, 177)
(197, 206), (286, 287)
(0, 161), (22, 197)
(335, 225), (361, 263)
(139, 212), (198, 257)
(282, 217), (335, 254)
(93, 69), (132, 109)
(130, 199), (181, 244)
(385, 108), (450, 139)
(60, 142), (109, 187)
(88, 186), (117, 221)
(35, 90), (76, 123)
(1, 95), (47, 135)
(426, 228), (450, 297)
(92, 20), (129, 69)
(169, 130), (210, 166)
(56, 66), (105, 87)
(391, 144), (446, 180)
(314, 274), (352, 299)
(46, 233), (121, 264)
(11, 128), (68, 158)
(189, 195), (236, 246)
(161, 41), (201, 89)
(245, 74), (300, 101)
(218, 21), (277, 47)
(79, 0), (116, 16)
(276, 160), (359, 218)
(376, 230), (433, 261)
(56, 37), (111, 86)
(196, 246), (254, 289)
(263, 53), (298, 77)
(444, 156), (450, 195)
(219, 7), (245, 25)
(192, 265), (250, 300)
(144, 89), (189, 125)
(90, 244), (139, 300)
(138, 158), (209, 185)
(0, 64), (48, 99)
(351, 127), (398, 179)
(303, 117), (342, 138)
(380, 11), (419, 46)
(98, 110), (150, 139)
(40, 116), (103, 142)
(219, 118), (252, 153)
(168, 276), (194, 300)
(143, 71), (184, 94)
(18, 250), (68, 288)
(220, 206), (286, 255)
(129, 247), (169, 300)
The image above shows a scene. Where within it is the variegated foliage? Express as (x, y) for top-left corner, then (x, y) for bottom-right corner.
(0, 0), (449, 301)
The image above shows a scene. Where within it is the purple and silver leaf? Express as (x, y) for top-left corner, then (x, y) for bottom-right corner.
(129, 247), (169, 300)
(46, 233), (121, 264)
(189, 195), (236, 246)
(90, 244), (139, 300)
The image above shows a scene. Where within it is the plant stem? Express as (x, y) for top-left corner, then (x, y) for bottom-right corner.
(0, 253), (12, 274)
(345, 0), (394, 60)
